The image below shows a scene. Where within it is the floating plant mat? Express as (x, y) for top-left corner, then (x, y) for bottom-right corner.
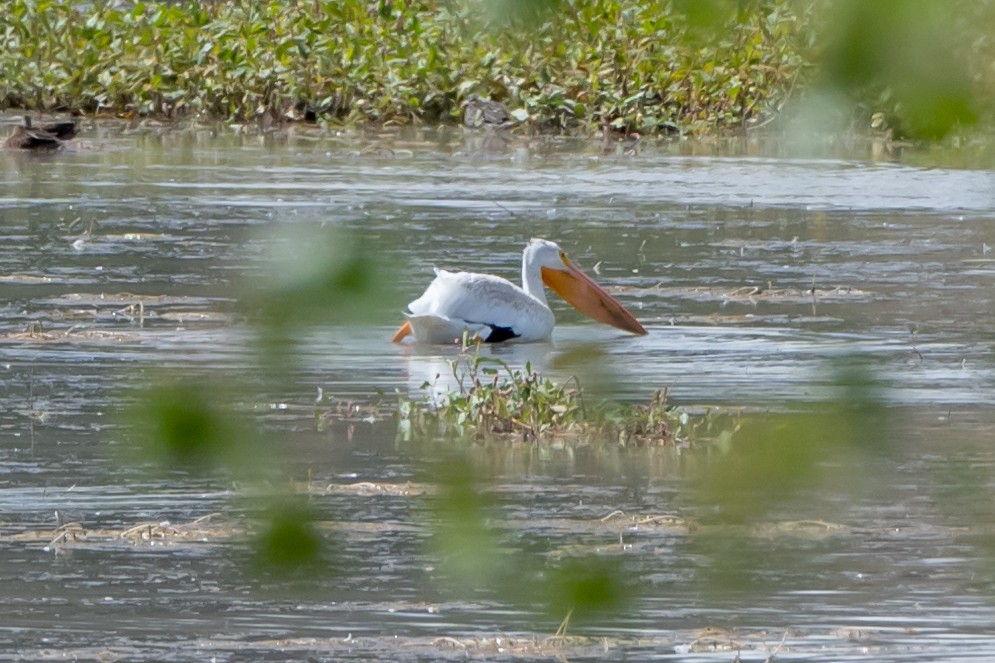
(596, 511), (854, 541)
(3, 481), (429, 547)
(2, 517), (421, 553)
(0, 293), (236, 343)
(0, 327), (141, 344)
(7, 505), (957, 559)
(2, 513), (242, 550)
(4, 626), (952, 661)
(645, 284), (874, 303)
(287, 480), (434, 497)
(0, 273), (61, 284)
(34, 293), (235, 325)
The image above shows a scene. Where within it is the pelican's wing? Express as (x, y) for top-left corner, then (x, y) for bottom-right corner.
(402, 269), (554, 343)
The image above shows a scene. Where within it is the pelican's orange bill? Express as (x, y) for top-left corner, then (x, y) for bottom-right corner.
(541, 262), (646, 336)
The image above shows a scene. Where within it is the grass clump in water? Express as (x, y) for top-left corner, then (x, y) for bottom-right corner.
(397, 351), (712, 446)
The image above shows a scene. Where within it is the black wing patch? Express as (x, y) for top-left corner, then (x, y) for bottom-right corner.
(482, 324), (519, 343)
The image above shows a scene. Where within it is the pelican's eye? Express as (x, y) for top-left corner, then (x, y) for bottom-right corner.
(559, 250), (567, 263)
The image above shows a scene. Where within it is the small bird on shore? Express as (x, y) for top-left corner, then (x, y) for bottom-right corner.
(462, 94), (512, 129)
(5, 116), (78, 150)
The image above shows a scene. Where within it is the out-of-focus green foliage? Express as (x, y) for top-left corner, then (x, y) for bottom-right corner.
(812, 0), (992, 139)
(126, 379), (264, 473)
(424, 456), (506, 589)
(542, 556), (631, 619)
(243, 227), (395, 380)
(247, 227), (393, 328)
(696, 360), (886, 524)
(251, 501), (330, 573)
(123, 228), (393, 576)
(425, 455), (633, 622)
(687, 360), (889, 592)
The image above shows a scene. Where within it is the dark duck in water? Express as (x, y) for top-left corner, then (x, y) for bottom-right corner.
(5, 116), (78, 150)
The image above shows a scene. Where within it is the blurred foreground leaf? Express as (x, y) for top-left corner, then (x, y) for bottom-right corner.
(697, 360), (887, 524)
(244, 226), (397, 378)
(550, 344), (617, 400)
(543, 556), (632, 621)
(688, 360), (888, 593)
(674, 0), (747, 31)
(426, 456), (634, 622)
(425, 456), (505, 592)
(125, 379), (265, 474)
(251, 501), (330, 574)
(816, 0), (982, 139)
(699, 411), (833, 524)
(248, 227), (394, 328)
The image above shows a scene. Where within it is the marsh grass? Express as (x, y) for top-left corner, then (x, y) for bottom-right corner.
(396, 349), (727, 446)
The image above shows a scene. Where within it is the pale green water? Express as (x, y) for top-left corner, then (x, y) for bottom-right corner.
(1, 121), (995, 660)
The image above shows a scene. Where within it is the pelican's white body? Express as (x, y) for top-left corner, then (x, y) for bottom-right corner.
(405, 269), (554, 343)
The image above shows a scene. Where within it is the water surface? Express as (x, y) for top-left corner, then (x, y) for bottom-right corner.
(2, 123), (995, 660)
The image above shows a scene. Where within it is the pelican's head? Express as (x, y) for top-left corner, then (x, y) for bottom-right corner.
(526, 238), (647, 336)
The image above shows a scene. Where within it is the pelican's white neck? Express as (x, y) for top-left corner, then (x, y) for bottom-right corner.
(521, 249), (549, 306)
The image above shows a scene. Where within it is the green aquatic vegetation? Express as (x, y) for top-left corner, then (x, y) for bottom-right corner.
(3, 0), (992, 137)
(0, 0), (811, 135)
(395, 351), (716, 446)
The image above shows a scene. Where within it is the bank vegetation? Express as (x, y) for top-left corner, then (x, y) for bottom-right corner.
(1, 0), (992, 138)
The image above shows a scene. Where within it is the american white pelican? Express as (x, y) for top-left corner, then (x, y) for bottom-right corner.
(391, 238), (647, 344)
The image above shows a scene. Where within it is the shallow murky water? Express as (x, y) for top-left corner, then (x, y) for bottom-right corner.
(2, 120), (995, 660)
